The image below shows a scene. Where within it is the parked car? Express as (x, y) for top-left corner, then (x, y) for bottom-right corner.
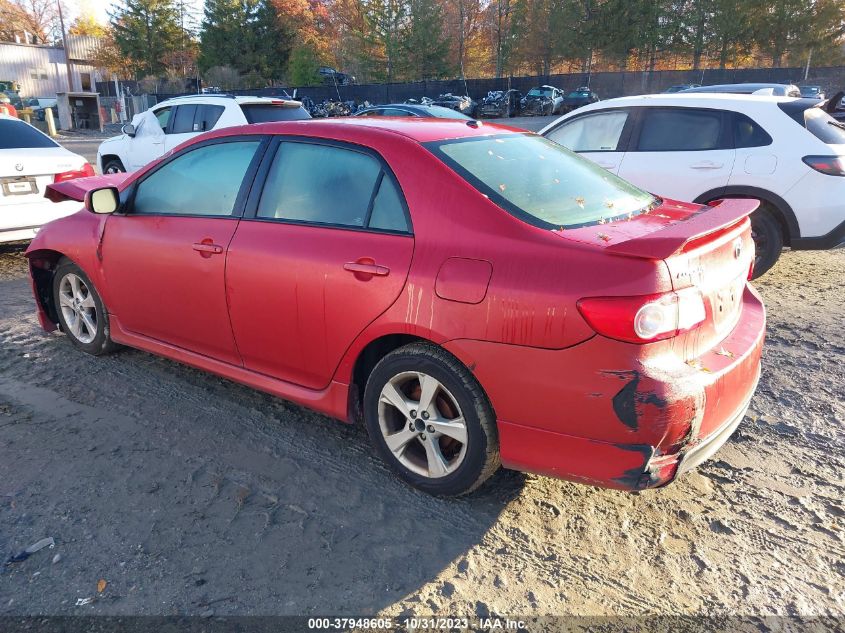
(477, 90), (523, 118)
(430, 93), (477, 117)
(562, 87), (600, 112)
(318, 66), (355, 86)
(664, 84), (701, 93)
(96, 95), (310, 173)
(682, 83), (802, 97)
(522, 86), (564, 115)
(355, 104), (473, 119)
(540, 93), (845, 277)
(799, 85), (825, 99)
(0, 114), (93, 243)
(30, 118), (764, 496)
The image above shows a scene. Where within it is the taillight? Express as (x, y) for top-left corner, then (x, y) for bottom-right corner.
(802, 155), (845, 176)
(577, 288), (706, 344)
(53, 163), (95, 183)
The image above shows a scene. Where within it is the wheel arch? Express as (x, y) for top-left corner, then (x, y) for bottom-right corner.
(26, 249), (69, 327)
(693, 186), (799, 247)
(99, 154), (125, 172)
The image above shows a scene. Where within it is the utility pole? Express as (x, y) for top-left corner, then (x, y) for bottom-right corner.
(56, 0), (73, 91)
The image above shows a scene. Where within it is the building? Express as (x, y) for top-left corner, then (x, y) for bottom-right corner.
(0, 35), (104, 98)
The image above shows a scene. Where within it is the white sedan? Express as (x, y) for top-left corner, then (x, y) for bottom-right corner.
(0, 115), (93, 243)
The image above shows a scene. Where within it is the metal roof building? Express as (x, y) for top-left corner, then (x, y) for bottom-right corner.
(0, 36), (104, 98)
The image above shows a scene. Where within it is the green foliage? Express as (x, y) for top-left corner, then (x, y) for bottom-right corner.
(110, 0), (184, 78)
(288, 45), (323, 85)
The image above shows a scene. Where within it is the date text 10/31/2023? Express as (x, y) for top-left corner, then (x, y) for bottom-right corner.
(307, 617), (528, 630)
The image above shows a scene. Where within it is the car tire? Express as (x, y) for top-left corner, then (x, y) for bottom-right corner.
(748, 205), (783, 279)
(363, 343), (500, 496)
(52, 259), (119, 356)
(101, 158), (125, 174)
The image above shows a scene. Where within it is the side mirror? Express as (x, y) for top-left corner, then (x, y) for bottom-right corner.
(86, 187), (119, 214)
(122, 123), (135, 137)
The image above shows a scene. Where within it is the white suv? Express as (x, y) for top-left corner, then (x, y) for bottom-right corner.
(540, 93), (845, 277)
(97, 95), (310, 174)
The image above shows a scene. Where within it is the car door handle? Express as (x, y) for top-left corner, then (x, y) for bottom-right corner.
(690, 161), (723, 169)
(596, 161), (617, 170)
(344, 261), (390, 277)
(192, 241), (224, 256)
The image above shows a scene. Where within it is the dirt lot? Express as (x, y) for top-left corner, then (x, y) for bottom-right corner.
(1, 236), (843, 618)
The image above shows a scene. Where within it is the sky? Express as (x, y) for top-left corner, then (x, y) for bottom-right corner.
(71, 0), (206, 26)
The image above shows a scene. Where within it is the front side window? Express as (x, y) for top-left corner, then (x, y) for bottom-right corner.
(380, 108), (414, 117)
(547, 110), (629, 152)
(133, 140), (260, 216)
(257, 142), (409, 231)
(637, 109), (723, 151)
(153, 107), (172, 131)
(426, 133), (657, 229)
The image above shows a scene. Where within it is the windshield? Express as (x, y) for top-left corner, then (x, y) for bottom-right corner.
(0, 118), (58, 149)
(527, 88), (552, 97)
(567, 91), (590, 98)
(240, 104), (311, 123)
(804, 107), (845, 144)
(800, 87), (821, 96)
(426, 133), (658, 229)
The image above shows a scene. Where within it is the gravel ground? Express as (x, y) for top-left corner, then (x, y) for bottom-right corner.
(0, 238), (843, 618)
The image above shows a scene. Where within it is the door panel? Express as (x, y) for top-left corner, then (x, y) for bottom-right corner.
(226, 223), (414, 389)
(618, 107), (735, 201)
(102, 216), (242, 364)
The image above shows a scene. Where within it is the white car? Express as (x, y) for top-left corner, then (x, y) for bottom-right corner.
(97, 95), (310, 174)
(540, 93), (845, 277)
(0, 114), (93, 243)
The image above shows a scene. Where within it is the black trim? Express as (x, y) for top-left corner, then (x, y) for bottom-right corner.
(242, 135), (414, 235)
(791, 219), (845, 250)
(120, 135), (271, 219)
(0, 224), (40, 234)
(692, 185), (801, 243)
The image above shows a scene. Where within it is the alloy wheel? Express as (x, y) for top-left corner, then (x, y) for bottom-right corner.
(377, 371), (468, 479)
(58, 273), (98, 344)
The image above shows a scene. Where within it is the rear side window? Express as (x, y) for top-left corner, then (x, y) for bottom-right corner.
(546, 110), (628, 152)
(803, 107), (845, 144)
(194, 104), (225, 132)
(734, 113), (772, 148)
(133, 140), (260, 216)
(381, 108), (414, 117)
(637, 109), (723, 151)
(240, 104), (311, 123)
(257, 142), (408, 231)
(0, 118), (58, 149)
(171, 104), (198, 134)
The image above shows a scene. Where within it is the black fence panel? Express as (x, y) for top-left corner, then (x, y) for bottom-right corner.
(102, 65), (845, 110)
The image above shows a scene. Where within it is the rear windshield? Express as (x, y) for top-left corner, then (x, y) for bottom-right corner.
(0, 118), (58, 149)
(803, 107), (845, 144)
(426, 133), (657, 229)
(240, 104), (311, 123)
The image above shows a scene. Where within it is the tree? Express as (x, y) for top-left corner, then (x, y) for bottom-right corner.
(0, 0), (64, 43)
(111, 0), (184, 78)
(69, 14), (108, 37)
(402, 0), (453, 79)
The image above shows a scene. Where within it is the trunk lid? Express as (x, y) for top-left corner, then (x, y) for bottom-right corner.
(556, 198), (757, 355)
(0, 147), (83, 208)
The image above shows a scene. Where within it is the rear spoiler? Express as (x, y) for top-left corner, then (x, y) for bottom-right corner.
(45, 173), (130, 203)
(604, 199), (759, 260)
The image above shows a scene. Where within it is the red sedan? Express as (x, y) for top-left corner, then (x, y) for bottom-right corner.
(27, 119), (765, 496)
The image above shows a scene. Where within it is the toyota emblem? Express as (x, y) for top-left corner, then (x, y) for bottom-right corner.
(733, 238), (742, 260)
(14, 163), (23, 172)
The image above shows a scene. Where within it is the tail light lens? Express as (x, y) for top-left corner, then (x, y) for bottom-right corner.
(54, 163), (95, 183)
(802, 155), (845, 176)
(577, 288), (706, 344)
